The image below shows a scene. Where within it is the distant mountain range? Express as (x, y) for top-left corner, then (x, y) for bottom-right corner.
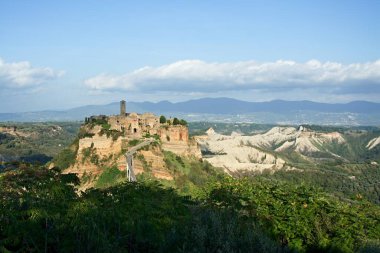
(1, 98), (380, 125)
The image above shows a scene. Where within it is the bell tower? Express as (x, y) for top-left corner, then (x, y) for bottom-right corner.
(120, 100), (126, 116)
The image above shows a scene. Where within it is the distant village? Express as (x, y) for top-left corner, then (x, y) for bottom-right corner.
(85, 100), (190, 144)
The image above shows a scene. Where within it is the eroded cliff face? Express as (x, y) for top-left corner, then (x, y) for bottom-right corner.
(134, 147), (173, 180)
(158, 125), (201, 158)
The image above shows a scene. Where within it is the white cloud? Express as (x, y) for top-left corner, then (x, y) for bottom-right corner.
(0, 57), (64, 88)
(84, 59), (380, 93)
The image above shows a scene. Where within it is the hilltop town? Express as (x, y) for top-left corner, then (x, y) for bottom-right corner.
(88, 100), (190, 143)
(64, 100), (200, 183)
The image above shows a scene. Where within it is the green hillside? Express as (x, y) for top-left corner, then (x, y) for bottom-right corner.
(0, 122), (81, 166)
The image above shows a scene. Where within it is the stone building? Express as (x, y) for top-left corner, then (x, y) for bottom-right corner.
(107, 112), (160, 137)
(158, 125), (189, 142)
(87, 100), (189, 145)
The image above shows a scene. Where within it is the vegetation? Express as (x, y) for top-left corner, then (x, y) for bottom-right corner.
(172, 117), (188, 126)
(137, 154), (152, 173)
(0, 165), (280, 253)
(0, 122), (81, 164)
(189, 122), (380, 205)
(2, 122), (380, 252)
(1, 165), (379, 252)
(163, 151), (222, 194)
(201, 177), (380, 252)
(87, 117), (108, 128)
(95, 166), (126, 188)
(159, 115), (166, 124)
(128, 139), (142, 146)
(99, 127), (123, 141)
(80, 144), (99, 165)
(51, 144), (78, 170)
(143, 132), (160, 141)
(256, 163), (380, 205)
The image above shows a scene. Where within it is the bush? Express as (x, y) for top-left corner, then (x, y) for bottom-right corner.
(173, 118), (180, 125)
(179, 119), (188, 126)
(52, 139), (79, 169)
(160, 115), (166, 124)
(95, 166), (125, 188)
(128, 139), (141, 146)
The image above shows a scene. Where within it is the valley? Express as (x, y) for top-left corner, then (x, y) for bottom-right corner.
(2, 118), (379, 204)
(1, 116), (380, 252)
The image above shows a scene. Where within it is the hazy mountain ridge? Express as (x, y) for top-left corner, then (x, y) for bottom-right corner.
(1, 98), (380, 125)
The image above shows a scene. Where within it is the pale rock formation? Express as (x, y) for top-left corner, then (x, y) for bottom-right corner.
(197, 130), (286, 174)
(367, 137), (380, 150)
(197, 126), (347, 174)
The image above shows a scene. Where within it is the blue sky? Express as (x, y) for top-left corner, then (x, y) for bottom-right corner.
(1, 0), (380, 112)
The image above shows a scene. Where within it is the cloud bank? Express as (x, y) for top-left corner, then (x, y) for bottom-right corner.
(0, 57), (64, 89)
(84, 59), (380, 94)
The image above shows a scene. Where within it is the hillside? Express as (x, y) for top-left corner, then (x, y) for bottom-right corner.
(50, 113), (202, 190)
(196, 125), (380, 204)
(197, 125), (380, 171)
(0, 122), (81, 166)
(2, 120), (379, 204)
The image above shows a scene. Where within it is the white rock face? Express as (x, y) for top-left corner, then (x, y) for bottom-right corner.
(367, 137), (380, 150)
(275, 140), (295, 152)
(197, 126), (347, 174)
(206, 127), (215, 135)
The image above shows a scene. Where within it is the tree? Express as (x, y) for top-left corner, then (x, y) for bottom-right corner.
(173, 118), (180, 125)
(159, 115), (166, 124)
(179, 119), (188, 126)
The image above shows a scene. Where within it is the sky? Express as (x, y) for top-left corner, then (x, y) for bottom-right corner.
(0, 0), (380, 112)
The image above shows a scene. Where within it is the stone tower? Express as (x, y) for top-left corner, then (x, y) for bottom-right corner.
(120, 100), (126, 115)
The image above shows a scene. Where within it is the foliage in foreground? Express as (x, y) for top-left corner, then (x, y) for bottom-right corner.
(0, 166), (279, 253)
(1, 165), (379, 252)
(200, 178), (380, 252)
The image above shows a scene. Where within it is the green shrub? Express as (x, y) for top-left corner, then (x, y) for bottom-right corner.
(95, 166), (125, 188)
(173, 118), (180, 125)
(128, 139), (141, 146)
(53, 148), (76, 169)
(160, 115), (166, 124)
(179, 119), (188, 126)
(101, 123), (111, 130)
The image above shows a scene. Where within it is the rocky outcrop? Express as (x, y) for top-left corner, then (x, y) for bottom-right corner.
(162, 139), (201, 158)
(367, 137), (380, 150)
(197, 129), (286, 174)
(135, 147), (173, 180)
